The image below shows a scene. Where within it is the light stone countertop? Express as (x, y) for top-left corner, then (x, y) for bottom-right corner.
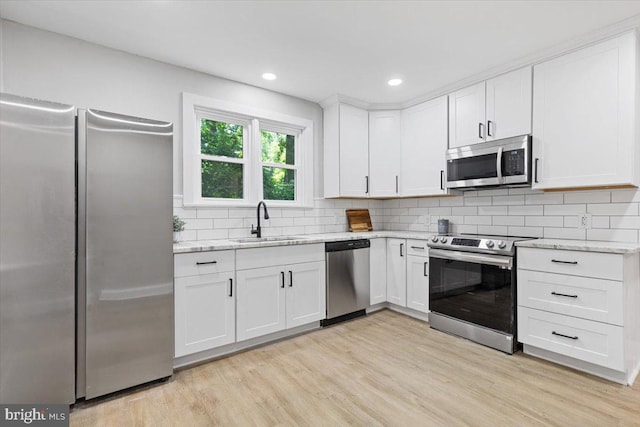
(515, 239), (640, 254)
(173, 231), (433, 254)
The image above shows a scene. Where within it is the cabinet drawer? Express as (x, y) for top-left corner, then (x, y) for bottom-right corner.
(406, 239), (429, 257)
(518, 307), (624, 370)
(518, 247), (622, 280)
(174, 250), (235, 277)
(517, 270), (623, 325)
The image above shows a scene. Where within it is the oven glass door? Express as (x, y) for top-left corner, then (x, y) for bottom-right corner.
(429, 253), (514, 334)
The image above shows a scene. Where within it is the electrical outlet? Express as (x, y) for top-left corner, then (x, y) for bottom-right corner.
(425, 215), (431, 226)
(578, 213), (592, 230)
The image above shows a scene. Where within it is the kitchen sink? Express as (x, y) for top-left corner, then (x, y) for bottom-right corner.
(229, 236), (310, 243)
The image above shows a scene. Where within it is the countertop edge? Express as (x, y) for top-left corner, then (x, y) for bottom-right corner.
(515, 239), (640, 254)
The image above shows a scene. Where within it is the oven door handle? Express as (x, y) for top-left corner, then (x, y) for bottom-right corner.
(429, 249), (513, 270)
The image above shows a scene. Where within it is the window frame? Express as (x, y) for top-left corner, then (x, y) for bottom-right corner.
(259, 123), (300, 204)
(182, 93), (314, 208)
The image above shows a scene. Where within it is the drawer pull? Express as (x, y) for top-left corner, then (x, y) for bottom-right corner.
(551, 259), (578, 265)
(551, 291), (578, 298)
(196, 260), (217, 265)
(552, 331), (578, 340)
(410, 246), (425, 250)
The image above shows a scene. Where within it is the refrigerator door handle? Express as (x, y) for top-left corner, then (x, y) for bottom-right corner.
(76, 109), (87, 398)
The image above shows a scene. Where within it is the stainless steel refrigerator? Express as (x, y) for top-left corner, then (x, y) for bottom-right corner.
(0, 93), (174, 404)
(0, 93), (76, 404)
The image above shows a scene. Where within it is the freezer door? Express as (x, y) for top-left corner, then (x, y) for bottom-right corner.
(82, 109), (173, 399)
(0, 93), (76, 404)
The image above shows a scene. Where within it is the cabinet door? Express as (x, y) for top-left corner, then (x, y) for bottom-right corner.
(401, 96), (448, 196)
(386, 239), (407, 307)
(236, 266), (286, 341)
(369, 111), (401, 197)
(486, 66), (532, 141)
(370, 238), (387, 305)
(532, 32), (637, 190)
(285, 261), (326, 328)
(448, 82), (486, 148)
(406, 255), (429, 313)
(339, 104), (370, 197)
(174, 273), (235, 357)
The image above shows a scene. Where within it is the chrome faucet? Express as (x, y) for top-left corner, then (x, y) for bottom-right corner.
(251, 201), (270, 238)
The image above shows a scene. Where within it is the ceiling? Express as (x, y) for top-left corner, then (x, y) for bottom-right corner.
(2, 1), (640, 105)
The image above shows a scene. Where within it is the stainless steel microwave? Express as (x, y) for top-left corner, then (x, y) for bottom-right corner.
(446, 135), (532, 189)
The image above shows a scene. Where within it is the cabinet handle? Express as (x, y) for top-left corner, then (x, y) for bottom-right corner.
(424, 261), (428, 276)
(551, 259), (578, 265)
(289, 270), (293, 287)
(534, 158), (539, 183)
(487, 120), (493, 137)
(365, 176), (369, 194)
(196, 260), (217, 265)
(552, 331), (578, 340)
(395, 175), (399, 193)
(440, 170), (444, 191)
(280, 271), (285, 288)
(478, 122), (484, 139)
(229, 278), (233, 297)
(410, 246), (424, 250)
(400, 243), (404, 257)
(551, 291), (578, 299)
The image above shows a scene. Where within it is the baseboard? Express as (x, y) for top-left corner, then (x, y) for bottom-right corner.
(523, 344), (628, 385)
(628, 360), (640, 386)
(173, 322), (319, 369)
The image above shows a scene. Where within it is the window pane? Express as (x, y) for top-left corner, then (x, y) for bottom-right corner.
(201, 119), (243, 158)
(202, 160), (243, 199)
(263, 167), (295, 201)
(261, 130), (295, 165)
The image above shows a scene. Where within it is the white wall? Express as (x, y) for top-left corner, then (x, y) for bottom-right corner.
(0, 19), (324, 197)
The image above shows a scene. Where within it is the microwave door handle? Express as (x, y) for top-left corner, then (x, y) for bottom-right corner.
(496, 146), (503, 184)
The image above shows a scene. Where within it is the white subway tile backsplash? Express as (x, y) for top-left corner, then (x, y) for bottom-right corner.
(563, 190), (610, 204)
(492, 195), (525, 205)
(587, 229), (639, 243)
(544, 204), (586, 215)
(525, 216), (563, 227)
(508, 205), (543, 216)
(493, 216), (525, 226)
(543, 227), (586, 240)
(174, 188), (640, 245)
(588, 203), (639, 216)
(525, 193), (563, 205)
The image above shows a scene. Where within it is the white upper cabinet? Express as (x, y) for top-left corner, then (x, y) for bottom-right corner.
(448, 82), (486, 148)
(486, 67), (532, 141)
(532, 31), (638, 190)
(449, 66), (532, 148)
(369, 111), (401, 197)
(323, 103), (369, 198)
(400, 96), (448, 196)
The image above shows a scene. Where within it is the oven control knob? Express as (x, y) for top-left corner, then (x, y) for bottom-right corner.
(440, 237), (448, 243)
(431, 235), (439, 242)
(497, 240), (507, 249)
(486, 240), (495, 248)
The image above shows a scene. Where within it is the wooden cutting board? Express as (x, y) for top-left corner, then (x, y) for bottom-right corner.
(346, 209), (373, 232)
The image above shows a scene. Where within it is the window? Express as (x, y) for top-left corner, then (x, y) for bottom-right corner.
(182, 93), (313, 207)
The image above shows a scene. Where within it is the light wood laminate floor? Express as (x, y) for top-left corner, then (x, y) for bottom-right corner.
(71, 310), (640, 426)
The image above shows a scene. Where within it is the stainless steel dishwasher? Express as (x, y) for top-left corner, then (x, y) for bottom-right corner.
(322, 239), (370, 326)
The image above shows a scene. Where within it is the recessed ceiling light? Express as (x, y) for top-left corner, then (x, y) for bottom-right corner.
(388, 78), (403, 86)
(262, 72), (277, 81)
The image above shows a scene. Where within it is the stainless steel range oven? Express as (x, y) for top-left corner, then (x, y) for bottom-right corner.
(428, 234), (533, 354)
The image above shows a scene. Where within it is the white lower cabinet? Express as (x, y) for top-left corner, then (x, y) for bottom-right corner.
(386, 238), (406, 306)
(406, 240), (429, 313)
(370, 238), (387, 305)
(518, 246), (640, 384)
(236, 261), (325, 341)
(174, 251), (236, 358)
